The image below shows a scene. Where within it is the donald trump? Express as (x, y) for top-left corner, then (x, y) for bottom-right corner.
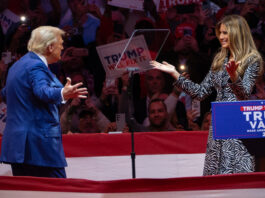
(0, 26), (88, 178)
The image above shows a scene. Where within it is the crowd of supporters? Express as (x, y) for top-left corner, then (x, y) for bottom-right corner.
(0, 0), (265, 134)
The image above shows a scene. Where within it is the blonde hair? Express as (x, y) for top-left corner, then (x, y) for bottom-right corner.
(212, 15), (263, 76)
(27, 26), (65, 55)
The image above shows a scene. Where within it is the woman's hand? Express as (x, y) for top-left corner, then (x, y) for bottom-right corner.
(226, 60), (240, 82)
(149, 61), (180, 80)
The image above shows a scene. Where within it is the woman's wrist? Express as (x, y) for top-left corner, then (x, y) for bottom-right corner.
(171, 71), (180, 80)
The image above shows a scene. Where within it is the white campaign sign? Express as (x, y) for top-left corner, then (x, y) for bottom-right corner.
(0, 9), (20, 34)
(96, 35), (151, 79)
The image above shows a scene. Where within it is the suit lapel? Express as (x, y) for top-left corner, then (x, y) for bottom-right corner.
(28, 52), (63, 88)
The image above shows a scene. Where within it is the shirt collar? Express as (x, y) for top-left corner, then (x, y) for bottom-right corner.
(33, 52), (48, 68)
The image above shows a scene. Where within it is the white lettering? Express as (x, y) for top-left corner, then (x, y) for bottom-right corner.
(250, 121), (257, 129)
(254, 111), (262, 121)
(243, 112), (252, 121)
(258, 121), (265, 129)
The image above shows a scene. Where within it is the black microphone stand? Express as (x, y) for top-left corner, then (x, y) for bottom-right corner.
(127, 69), (137, 179)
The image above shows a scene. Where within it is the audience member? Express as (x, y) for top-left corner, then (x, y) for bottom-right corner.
(119, 73), (176, 132)
(60, 0), (100, 47)
(121, 94), (176, 132)
(97, 78), (119, 122)
(158, 20), (214, 124)
(201, 111), (211, 131)
(60, 97), (110, 134)
(134, 69), (167, 124)
(250, 74), (265, 100)
(77, 109), (100, 133)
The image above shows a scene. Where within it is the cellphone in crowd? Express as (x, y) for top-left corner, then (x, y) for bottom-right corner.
(191, 99), (200, 118)
(116, 113), (125, 132)
(72, 48), (89, 57)
(179, 64), (187, 73)
(179, 59), (187, 73)
(183, 28), (192, 36)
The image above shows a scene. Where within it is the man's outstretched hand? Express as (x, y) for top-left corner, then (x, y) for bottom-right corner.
(62, 77), (88, 100)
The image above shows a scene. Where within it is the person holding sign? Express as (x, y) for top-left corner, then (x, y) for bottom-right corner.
(150, 15), (263, 175)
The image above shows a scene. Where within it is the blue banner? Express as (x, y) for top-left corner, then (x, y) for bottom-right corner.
(212, 100), (265, 139)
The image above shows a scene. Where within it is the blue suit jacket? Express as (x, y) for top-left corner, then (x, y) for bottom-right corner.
(0, 52), (67, 167)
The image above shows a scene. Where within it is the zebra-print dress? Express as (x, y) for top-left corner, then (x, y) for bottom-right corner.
(174, 56), (260, 175)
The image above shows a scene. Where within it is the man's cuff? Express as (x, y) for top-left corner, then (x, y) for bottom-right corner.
(61, 88), (67, 104)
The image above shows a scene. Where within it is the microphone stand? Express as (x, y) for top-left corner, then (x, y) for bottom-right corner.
(130, 125), (136, 179)
(127, 69), (137, 179)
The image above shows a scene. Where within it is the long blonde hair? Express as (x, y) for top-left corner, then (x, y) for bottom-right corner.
(212, 15), (263, 76)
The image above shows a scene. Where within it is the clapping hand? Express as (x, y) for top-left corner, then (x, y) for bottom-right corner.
(62, 77), (88, 100)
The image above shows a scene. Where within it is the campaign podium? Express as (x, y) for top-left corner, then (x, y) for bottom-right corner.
(212, 100), (265, 139)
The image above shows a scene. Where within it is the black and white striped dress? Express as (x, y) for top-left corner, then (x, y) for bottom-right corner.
(174, 56), (260, 175)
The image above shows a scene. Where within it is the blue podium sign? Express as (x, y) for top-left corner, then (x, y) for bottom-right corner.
(212, 100), (265, 139)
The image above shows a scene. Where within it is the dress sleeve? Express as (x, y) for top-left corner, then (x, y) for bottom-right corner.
(173, 70), (215, 101)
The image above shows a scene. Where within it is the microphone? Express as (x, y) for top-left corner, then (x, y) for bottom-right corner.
(126, 67), (139, 72)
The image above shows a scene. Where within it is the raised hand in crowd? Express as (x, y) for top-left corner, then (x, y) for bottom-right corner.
(100, 79), (119, 102)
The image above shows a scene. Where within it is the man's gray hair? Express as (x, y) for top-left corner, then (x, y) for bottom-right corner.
(27, 26), (65, 54)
